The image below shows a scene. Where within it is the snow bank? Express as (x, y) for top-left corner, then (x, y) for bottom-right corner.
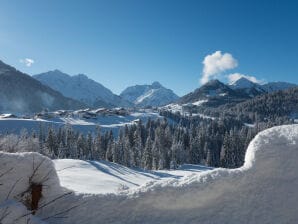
(0, 200), (45, 224)
(53, 124), (298, 224)
(1, 124), (298, 223)
(0, 152), (67, 224)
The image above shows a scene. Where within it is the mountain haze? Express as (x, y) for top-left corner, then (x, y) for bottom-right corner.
(0, 60), (85, 114)
(34, 70), (132, 108)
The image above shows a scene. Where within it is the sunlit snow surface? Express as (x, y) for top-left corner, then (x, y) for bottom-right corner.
(0, 111), (163, 135)
(2, 124), (298, 224)
(54, 159), (212, 194)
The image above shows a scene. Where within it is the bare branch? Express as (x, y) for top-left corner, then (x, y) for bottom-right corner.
(0, 167), (13, 178)
(6, 177), (22, 200)
(56, 165), (76, 172)
(38, 192), (73, 211)
(29, 157), (47, 184)
(0, 207), (10, 222)
(42, 201), (87, 221)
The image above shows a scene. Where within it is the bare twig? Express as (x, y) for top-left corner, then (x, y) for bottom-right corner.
(6, 177), (22, 200)
(0, 207), (10, 222)
(14, 191), (73, 221)
(0, 167), (13, 178)
(38, 192), (73, 211)
(39, 169), (55, 184)
(56, 165), (76, 172)
(29, 157), (47, 184)
(42, 201), (87, 221)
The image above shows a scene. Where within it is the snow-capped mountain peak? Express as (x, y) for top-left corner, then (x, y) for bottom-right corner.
(34, 70), (132, 108)
(120, 82), (179, 107)
(229, 77), (259, 89)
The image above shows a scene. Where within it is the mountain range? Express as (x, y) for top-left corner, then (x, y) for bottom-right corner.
(178, 78), (297, 108)
(34, 71), (179, 108)
(0, 59), (297, 114)
(0, 60), (85, 114)
(34, 70), (132, 108)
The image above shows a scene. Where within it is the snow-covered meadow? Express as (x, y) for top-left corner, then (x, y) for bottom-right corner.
(0, 110), (163, 135)
(54, 159), (212, 194)
(1, 124), (298, 223)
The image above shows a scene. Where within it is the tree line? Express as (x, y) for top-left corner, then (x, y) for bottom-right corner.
(1, 111), (290, 170)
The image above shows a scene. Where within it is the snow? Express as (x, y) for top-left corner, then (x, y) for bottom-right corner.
(191, 99), (208, 106)
(34, 70), (130, 107)
(244, 123), (255, 128)
(0, 111), (162, 135)
(2, 124), (298, 223)
(162, 103), (215, 120)
(135, 89), (158, 104)
(54, 159), (212, 194)
(229, 77), (258, 89)
(0, 152), (64, 224)
(162, 103), (183, 113)
(120, 82), (179, 107)
(0, 200), (45, 224)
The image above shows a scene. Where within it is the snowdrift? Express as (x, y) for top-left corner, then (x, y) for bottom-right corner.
(54, 159), (212, 194)
(1, 124), (298, 224)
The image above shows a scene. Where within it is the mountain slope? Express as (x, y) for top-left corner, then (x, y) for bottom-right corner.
(34, 70), (132, 108)
(179, 79), (250, 107)
(225, 86), (298, 121)
(0, 60), (85, 114)
(120, 82), (179, 107)
(230, 77), (297, 94)
(262, 81), (297, 93)
(229, 77), (266, 97)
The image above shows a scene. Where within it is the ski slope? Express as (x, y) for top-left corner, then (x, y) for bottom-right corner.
(1, 124), (298, 224)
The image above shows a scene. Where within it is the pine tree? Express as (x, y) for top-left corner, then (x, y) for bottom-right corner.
(142, 136), (153, 170)
(46, 128), (58, 158)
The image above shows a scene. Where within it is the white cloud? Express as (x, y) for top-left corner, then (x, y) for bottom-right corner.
(228, 73), (264, 84)
(20, 58), (34, 67)
(200, 51), (238, 85)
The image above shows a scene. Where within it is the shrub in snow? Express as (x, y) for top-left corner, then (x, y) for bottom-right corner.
(0, 152), (73, 223)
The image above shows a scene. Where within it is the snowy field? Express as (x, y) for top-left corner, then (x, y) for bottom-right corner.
(54, 159), (212, 194)
(0, 111), (163, 135)
(162, 103), (215, 120)
(1, 124), (298, 223)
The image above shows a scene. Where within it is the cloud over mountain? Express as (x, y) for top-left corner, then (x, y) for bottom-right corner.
(228, 73), (264, 84)
(200, 51), (237, 84)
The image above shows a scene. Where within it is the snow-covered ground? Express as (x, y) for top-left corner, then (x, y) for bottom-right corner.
(1, 124), (298, 224)
(54, 159), (212, 194)
(0, 111), (162, 135)
(163, 103), (215, 120)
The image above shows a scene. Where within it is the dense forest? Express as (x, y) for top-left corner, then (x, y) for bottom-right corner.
(194, 87), (298, 123)
(0, 108), (293, 169)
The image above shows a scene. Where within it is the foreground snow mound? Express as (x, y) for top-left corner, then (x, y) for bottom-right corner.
(0, 152), (68, 224)
(55, 125), (298, 224)
(1, 124), (298, 224)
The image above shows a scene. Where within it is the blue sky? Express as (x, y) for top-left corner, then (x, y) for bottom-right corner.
(0, 0), (297, 96)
